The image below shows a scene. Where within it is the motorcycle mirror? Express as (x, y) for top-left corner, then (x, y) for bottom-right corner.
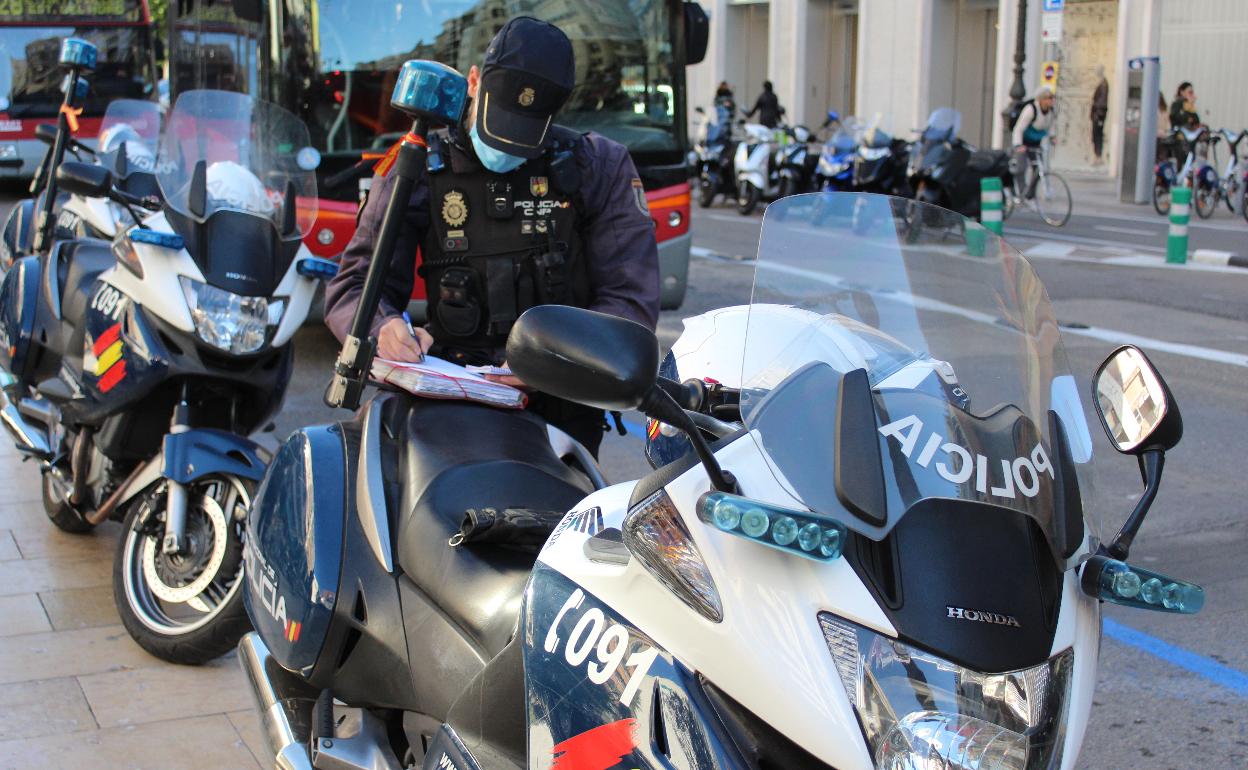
(55, 161), (112, 199)
(1092, 345), (1182, 454)
(34, 123), (57, 145)
(506, 305), (659, 412)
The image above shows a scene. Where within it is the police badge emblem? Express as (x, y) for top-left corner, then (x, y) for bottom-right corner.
(441, 190), (468, 227)
(519, 87), (536, 107)
(530, 176), (548, 197)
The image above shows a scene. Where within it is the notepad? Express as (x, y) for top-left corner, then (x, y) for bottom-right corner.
(371, 356), (527, 409)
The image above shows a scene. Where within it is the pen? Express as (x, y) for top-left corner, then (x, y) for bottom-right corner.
(402, 311), (424, 361)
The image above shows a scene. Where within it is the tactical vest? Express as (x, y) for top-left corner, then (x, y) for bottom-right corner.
(420, 126), (589, 362)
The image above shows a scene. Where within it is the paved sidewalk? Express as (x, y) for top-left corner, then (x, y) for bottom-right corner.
(0, 440), (265, 769)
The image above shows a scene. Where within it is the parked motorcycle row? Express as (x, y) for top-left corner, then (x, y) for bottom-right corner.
(694, 105), (1011, 220)
(0, 43), (1208, 770)
(1153, 125), (1248, 222)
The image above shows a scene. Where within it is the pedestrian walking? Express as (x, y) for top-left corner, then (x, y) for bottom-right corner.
(1090, 66), (1109, 164)
(744, 81), (783, 128)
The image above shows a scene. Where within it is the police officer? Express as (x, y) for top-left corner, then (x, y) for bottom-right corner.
(325, 17), (659, 457)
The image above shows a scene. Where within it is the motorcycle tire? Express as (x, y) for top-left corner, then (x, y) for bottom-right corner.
(41, 468), (94, 534)
(1194, 185), (1217, 219)
(1152, 183), (1171, 216)
(737, 182), (760, 216)
(778, 176), (796, 201)
(698, 180), (716, 209)
(113, 474), (254, 665)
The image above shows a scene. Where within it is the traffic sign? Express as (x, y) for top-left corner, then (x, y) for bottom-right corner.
(1043, 0), (1064, 11)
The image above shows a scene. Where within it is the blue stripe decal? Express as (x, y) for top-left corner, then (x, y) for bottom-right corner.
(1103, 617), (1248, 698)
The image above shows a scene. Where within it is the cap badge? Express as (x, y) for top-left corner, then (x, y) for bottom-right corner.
(519, 87), (536, 107)
(442, 190), (468, 228)
(530, 176), (548, 197)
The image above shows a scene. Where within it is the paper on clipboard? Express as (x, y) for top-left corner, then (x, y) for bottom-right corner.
(371, 356), (527, 409)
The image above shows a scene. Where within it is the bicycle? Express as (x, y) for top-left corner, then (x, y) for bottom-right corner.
(1211, 128), (1247, 216)
(1153, 126), (1218, 218)
(1004, 138), (1072, 227)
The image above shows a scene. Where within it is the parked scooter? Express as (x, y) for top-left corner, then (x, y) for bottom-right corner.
(694, 103), (738, 208)
(813, 116), (862, 192)
(239, 188), (1205, 770)
(735, 121), (782, 215)
(0, 89), (335, 664)
(776, 124), (817, 200)
(908, 107), (1010, 218)
(853, 125), (911, 197)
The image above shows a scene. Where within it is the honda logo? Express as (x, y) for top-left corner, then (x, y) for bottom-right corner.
(947, 605), (1021, 628)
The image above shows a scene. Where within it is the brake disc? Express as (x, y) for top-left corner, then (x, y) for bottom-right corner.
(141, 494), (228, 604)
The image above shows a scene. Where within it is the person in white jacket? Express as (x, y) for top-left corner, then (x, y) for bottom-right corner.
(1011, 86), (1058, 197)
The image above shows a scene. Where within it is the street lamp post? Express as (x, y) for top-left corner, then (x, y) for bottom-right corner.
(1003, 0), (1028, 146)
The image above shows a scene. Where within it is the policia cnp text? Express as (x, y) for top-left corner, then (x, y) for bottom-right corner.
(325, 17), (660, 455)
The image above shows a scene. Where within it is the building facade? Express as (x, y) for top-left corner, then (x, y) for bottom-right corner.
(687, 0), (1248, 177)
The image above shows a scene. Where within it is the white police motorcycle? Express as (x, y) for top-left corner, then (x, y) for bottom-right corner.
(0, 89), (335, 664)
(240, 177), (1204, 766)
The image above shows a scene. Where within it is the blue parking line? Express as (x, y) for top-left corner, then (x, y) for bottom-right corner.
(618, 417), (646, 441)
(1103, 618), (1248, 698)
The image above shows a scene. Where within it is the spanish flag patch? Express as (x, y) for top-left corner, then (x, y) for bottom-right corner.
(92, 322), (125, 393)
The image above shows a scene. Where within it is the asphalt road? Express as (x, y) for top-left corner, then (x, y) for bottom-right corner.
(6, 183), (1247, 767)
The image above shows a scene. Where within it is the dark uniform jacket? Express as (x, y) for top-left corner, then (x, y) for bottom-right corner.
(324, 126), (661, 346)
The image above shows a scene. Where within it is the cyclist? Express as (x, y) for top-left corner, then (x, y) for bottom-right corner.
(1010, 86), (1058, 198)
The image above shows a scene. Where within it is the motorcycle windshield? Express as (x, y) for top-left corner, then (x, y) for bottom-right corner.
(156, 90), (318, 235)
(739, 193), (1098, 567)
(98, 99), (161, 178)
(922, 107), (961, 142)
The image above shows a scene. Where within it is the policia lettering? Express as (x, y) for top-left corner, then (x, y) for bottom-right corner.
(420, 127), (588, 353)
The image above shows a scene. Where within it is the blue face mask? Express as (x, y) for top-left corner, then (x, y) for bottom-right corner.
(470, 124), (527, 174)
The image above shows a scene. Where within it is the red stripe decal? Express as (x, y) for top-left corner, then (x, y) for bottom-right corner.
(92, 323), (121, 356)
(98, 361), (126, 393)
(551, 719), (636, 770)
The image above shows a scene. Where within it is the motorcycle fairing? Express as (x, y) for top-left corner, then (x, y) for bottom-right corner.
(162, 428), (268, 484)
(522, 565), (740, 770)
(0, 197), (36, 268)
(78, 282), (169, 414)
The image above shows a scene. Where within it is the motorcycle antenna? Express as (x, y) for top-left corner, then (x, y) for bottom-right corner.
(32, 38), (97, 254)
(325, 61), (468, 410)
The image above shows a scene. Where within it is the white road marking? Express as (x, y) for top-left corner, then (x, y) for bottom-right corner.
(1024, 242), (1077, 258)
(1095, 224), (1160, 236)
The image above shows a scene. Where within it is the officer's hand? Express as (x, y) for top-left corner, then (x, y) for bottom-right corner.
(377, 317), (432, 362)
(484, 361), (530, 391)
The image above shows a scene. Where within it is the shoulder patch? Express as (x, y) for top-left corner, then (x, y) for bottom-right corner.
(631, 178), (649, 216)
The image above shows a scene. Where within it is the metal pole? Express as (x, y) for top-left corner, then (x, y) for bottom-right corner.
(1134, 57), (1160, 204)
(1002, 0), (1029, 147)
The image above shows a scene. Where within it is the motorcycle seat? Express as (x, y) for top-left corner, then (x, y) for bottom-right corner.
(393, 398), (592, 658)
(57, 238), (113, 324)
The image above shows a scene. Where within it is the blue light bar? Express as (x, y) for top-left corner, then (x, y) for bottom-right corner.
(1082, 556), (1204, 614)
(697, 491), (846, 562)
(390, 60), (468, 124)
(59, 38), (98, 69)
(129, 228), (184, 250)
(297, 257), (339, 280)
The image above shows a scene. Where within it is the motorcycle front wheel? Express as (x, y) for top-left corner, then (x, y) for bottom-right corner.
(113, 474), (253, 665)
(698, 176), (716, 208)
(737, 181), (760, 215)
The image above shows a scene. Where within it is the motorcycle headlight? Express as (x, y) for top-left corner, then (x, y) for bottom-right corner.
(819, 613), (1073, 770)
(179, 276), (281, 354)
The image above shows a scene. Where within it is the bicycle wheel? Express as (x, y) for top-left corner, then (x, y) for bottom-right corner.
(1153, 183), (1171, 216)
(1194, 184), (1217, 219)
(1035, 171), (1072, 227)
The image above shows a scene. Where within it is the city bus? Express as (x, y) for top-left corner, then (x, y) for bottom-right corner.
(169, 0), (706, 309)
(0, 0), (158, 179)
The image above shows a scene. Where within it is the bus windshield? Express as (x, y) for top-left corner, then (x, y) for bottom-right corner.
(274, 0), (680, 164)
(0, 1), (153, 118)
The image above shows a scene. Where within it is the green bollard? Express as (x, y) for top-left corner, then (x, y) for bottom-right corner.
(980, 177), (1003, 235)
(1167, 186), (1190, 264)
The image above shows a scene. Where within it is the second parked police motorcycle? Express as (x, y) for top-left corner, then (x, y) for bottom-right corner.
(237, 61), (1206, 768)
(0, 89), (334, 664)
